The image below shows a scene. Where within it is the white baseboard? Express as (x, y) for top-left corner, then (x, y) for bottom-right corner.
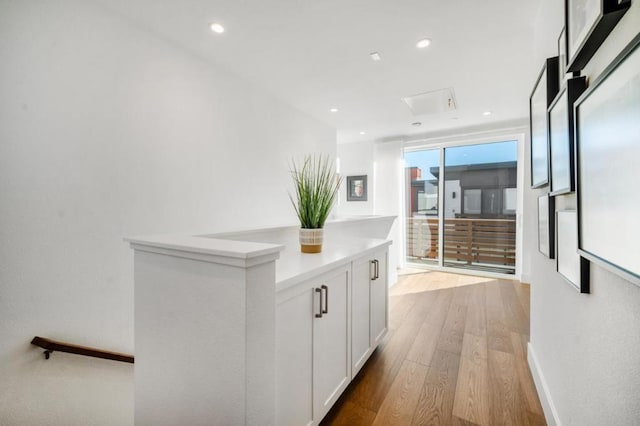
(527, 343), (561, 426)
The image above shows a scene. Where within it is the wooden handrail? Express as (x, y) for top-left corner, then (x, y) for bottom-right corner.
(31, 336), (134, 363)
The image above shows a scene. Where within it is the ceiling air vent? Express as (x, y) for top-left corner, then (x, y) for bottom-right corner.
(401, 88), (457, 116)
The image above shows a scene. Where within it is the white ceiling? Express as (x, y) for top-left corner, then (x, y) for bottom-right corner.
(96, 0), (542, 143)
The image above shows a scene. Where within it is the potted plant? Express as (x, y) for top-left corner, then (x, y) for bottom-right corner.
(289, 155), (342, 253)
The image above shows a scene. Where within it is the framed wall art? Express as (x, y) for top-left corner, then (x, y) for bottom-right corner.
(530, 57), (560, 189)
(548, 76), (586, 195)
(558, 27), (568, 89)
(538, 194), (555, 259)
(556, 210), (590, 293)
(575, 32), (640, 286)
(346, 175), (368, 201)
(565, 0), (631, 72)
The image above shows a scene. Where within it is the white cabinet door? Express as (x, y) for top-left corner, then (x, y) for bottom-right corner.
(276, 287), (314, 426)
(276, 265), (351, 425)
(351, 257), (373, 376)
(312, 267), (350, 422)
(370, 250), (388, 347)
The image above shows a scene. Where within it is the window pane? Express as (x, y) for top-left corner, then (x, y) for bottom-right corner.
(405, 149), (440, 265)
(503, 188), (517, 214)
(443, 141), (518, 274)
(463, 189), (482, 214)
(482, 188), (501, 215)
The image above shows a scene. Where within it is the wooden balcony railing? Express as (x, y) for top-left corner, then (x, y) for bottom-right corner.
(406, 217), (516, 268)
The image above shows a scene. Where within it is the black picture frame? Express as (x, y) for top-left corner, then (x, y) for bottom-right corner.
(538, 194), (555, 259)
(346, 175), (368, 201)
(556, 210), (590, 293)
(530, 57), (560, 189)
(575, 31), (640, 286)
(548, 76), (586, 196)
(558, 27), (568, 90)
(565, 0), (631, 72)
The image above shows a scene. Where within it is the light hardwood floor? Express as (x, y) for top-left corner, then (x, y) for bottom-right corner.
(321, 271), (545, 426)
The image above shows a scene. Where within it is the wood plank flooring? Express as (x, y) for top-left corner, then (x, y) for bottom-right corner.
(321, 271), (545, 426)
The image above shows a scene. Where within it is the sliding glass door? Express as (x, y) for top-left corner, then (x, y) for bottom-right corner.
(404, 140), (518, 275)
(404, 148), (440, 265)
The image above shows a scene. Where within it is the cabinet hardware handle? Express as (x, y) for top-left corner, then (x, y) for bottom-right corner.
(321, 285), (328, 314)
(370, 260), (377, 281)
(374, 259), (380, 280)
(315, 288), (323, 318)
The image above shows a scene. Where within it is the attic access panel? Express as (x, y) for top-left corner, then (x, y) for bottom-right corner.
(402, 88), (457, 116)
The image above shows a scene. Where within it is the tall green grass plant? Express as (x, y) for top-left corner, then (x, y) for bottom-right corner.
(289, 155), (341, 229)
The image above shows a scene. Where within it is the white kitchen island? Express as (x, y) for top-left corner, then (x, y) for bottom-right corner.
(127, 216), (395, 426)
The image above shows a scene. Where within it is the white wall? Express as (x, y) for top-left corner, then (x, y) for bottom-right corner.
(336, 140), (403, 285)
(528, 2), (640, 425)
(372, 141), (404, 285)
(0, 1), (335, 424)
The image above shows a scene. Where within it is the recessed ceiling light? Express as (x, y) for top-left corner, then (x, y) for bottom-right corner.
(416, 38), (431, 49)
(360, 131), (366, 135)
(482, 111), (492, 116)
(412, 121), (422, 126)
(210, 23), (225, 34)
(330, 108), (339, 113)
(370, 52), (381, 61)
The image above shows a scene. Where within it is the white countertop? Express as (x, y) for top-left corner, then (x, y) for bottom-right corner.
(127, 215), (395, 290)
(274, 237), (391, 291)
(126, 233), (283, 260)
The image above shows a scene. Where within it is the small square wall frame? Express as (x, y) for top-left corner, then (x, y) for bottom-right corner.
(346, 175), (368, 201)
